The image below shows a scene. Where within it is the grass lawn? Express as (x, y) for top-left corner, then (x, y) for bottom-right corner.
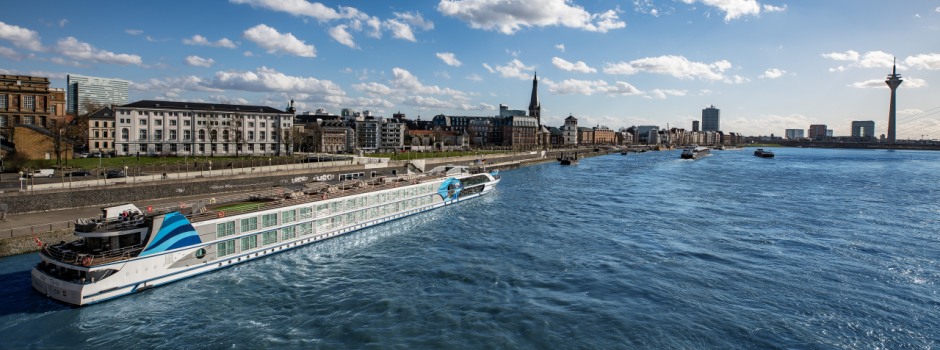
(214, 202), (265, 212)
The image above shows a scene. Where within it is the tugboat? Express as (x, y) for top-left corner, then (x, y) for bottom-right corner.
(754, 149), (775, 158)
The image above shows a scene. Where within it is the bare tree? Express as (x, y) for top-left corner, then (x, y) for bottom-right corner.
(49, 118), (70, 165)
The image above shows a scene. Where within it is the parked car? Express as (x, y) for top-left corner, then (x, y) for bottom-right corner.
(75, 152), (90, 158)
(105, 169), (126, 178)
(68, 169), (92, 176)
(27, 169), (55, 178)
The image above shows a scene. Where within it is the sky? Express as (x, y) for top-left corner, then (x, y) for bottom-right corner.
(1, 0), (939, 138)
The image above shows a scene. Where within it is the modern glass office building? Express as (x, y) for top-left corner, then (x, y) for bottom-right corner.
(67, 74), (130, 115)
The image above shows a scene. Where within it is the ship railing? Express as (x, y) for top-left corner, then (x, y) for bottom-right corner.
(43, 242), (145, 267)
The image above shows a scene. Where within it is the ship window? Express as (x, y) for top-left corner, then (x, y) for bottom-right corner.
(262, 231), (278, 245)
(282, 226), (296, 240)
(262, 213), (278, 227)
(240, 217), (257, 232)
(299, 207), (313, 219)
(282, 210), (295, 223)
(241, 235), (258, 250)
(195, 248), (206, 259)
(217, 240), (235, 257)
(217, 221), (235, 237)
(300, 222), (313, 236)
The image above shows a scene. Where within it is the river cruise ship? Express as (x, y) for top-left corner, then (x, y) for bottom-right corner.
(32, 166), (499, 306)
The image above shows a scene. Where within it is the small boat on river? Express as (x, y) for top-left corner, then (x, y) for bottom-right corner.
(681, 146), (710, 160)
(754, 149), (775, 158)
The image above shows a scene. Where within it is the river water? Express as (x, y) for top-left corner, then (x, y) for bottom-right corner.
(1, 147), (938, 349)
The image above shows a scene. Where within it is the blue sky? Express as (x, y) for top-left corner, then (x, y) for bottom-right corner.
(1, 0), (939, 138)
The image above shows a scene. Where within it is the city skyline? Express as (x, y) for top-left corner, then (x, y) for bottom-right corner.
(1, 1), (938, 138)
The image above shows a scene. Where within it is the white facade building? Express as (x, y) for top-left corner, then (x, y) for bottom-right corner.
(562, 115), (578, 145)
(113, 100), (293, 156)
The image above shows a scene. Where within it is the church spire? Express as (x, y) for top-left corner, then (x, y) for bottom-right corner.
(528, 72), (539, 111)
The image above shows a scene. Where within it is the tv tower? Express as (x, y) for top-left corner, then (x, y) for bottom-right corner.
(885, 58), (903, 144)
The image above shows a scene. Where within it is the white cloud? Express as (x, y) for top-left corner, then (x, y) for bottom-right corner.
(185, 55), (215, 67)
(390, 67), (467, 98)
(829, 66), (846, 72)
(682, 0), (761, 21)
(604, 55), (731, 81)
(437, 0), (626, 34)
(130, 75), (223, 96)
(329, 25), (356, 48)
(0, 46), (21, 60)
(242, 24), (316, 57)
(546, 78), (642, 96)
(551, 57), (597, 73)
(243, 51), (254, 57)
(646, 89), (687, 99)
(850, 77), (927, 88)
(759, 68), (785, 79)
(466, 73), (483, 81)
(383, 19), (416, 42)
(936, 6), (940, 13)
(230, 0), (345, 21)
(55, 37), (142, 65)
(858, 50), (894, 68)
(59, 19), (68, 28)
(725, 74), (750, 84)
(125, 29), (143, 36)
(394, 11), (434, 30)
(555, 44), (565, 52)
(762, 4), (787, 13)
(904, 53), (940, 70)
(0, 21), (44, 51)
(183, 34), (237, 49)
(210, 66), (346, 97)
(436, 52), (462, 67)
(352, 82), (393, 95)
(822, 50), (860, 62)
(483, 59), (535, 80)
(899, 108), (923, 115)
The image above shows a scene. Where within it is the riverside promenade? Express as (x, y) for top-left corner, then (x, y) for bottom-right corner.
(0, 148), (611, 257)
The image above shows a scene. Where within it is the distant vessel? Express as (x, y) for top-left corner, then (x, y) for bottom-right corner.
(558, 153), (579, 165)
(754, 149), (775, 158)
(681, 146), (710, 160)
(32, 166), (500, 306)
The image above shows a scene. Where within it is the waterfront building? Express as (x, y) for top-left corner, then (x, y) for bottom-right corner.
(692, 120), (700, 132)
(616, 129), (634, 145)
(577, 127), (594, 144)
(355, 117), (379, 152)
(498, 104), (526, 117)
(319, 119), (352, 153)
(13, 124), (74, 161)
(113, 100), (293, 157)
(503, 115), (538, 149)
(593, 125), (616, 144)
(66, 74), (129, 116)
(809, 124), (828, 141)
(0, 75), (60, 142)
(885, 59), (903, 144)
(355, 117), (405, 153)
(562, 115), (578, 146)
(785, 129), (805, 140)
(636, 125), (659, 144)
(548, 127), (564, 146)
(702, 105), (720, 132)
(88, 107), (116, 155)
(851, 121), (875, 141)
